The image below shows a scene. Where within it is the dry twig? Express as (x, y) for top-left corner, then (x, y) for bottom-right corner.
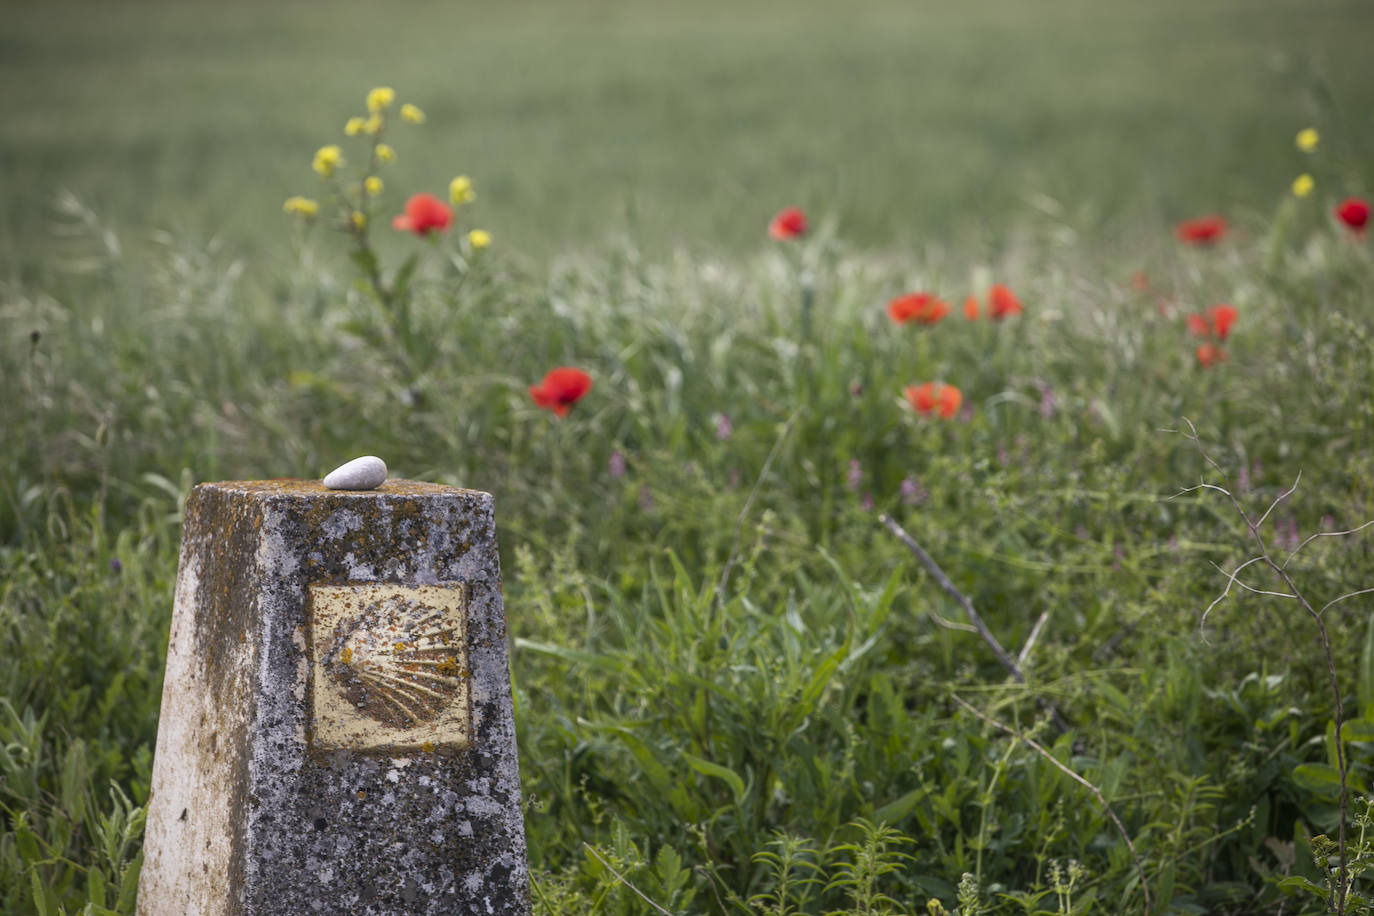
(1172, 417), (1361, 915)
(878, 513), (1072, 734)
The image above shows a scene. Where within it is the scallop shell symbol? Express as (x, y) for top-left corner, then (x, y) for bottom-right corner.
(323, 593), (463, 729)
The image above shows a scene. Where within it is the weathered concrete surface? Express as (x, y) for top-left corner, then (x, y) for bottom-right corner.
(138, 480), (529, 915)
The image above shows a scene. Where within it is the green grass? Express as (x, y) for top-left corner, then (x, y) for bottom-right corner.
(5, 1), (1374, 914)
(3, 0), (1373, 273)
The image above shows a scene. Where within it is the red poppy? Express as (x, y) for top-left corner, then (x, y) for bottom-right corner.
(1209, 304), (1237, 341)
(1186, 304), (1237, 341)
(392, 193), (453, 235)
(887, 292), (950, 325)
(1131, 271), (1150, 292)
(1175, 216), (1228, 245)
(987, 284), (1023, 319)
(1195, 344), (1225, 368)
(1335, 198), (1370, 234)
(963, 296), (979, 320)
(905, 382), (962, 419)
(768, 207), (807, 240)
(529, 367), (593, 417)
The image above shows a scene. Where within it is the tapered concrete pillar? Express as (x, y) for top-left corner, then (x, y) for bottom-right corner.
(138, 480), (529, 915)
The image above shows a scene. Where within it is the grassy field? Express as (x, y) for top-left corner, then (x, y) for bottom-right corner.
(5, 1), (1374, 914)
(4, 0), (1374, 271)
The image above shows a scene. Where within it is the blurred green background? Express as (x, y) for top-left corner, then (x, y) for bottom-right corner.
(3, 0), (1373, 274)
(6, 3), (1374, 912)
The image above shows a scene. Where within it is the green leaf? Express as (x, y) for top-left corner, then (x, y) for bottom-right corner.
(1097, 681), (1133, 718)
(1292, 762), (1342, 797)
(116, 848), (143, 913)
(680, 750), (746, 803)
(655, 844), (689, 898)
(30, 869), (50, 916)
(872, 785), (929, 826)
(791, 646), (843, 726)
(15, 815), (41, 861)
(513, 639), (623, 672)
(88, 865), (107, 908)
(604, 727), (674, 798)
(1276, 875), (1329, 898)
(1341, 717), (1374, 744)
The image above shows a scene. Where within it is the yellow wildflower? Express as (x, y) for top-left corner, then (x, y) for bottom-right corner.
(364, 176), (383, 196)
(449, 175), (475, 205)
(1292, 173), (1314, 198)
(344, 117), (366, 137)
(363, 113), (383, 135)
(282, 196), (319, 217)
(351, 211), (367, 230)
(312, 145), (344, 178)
(400, 103), (425, 124)
(468, 229), (491, 249)
(367, 86), (395, 113)
(1295, 128), (1319, 153)
(376, 143), (396, 163)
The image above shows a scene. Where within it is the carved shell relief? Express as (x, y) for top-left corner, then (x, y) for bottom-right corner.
(309, 583), (471, 751)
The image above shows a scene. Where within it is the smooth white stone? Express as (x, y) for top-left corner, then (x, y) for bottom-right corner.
(322, 456), (388, 491)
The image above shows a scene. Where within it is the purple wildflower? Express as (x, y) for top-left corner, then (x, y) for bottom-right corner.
(1038, 384), (1057, 419)
(715, 413), (733, 442)
(846, 459), (863, 492)
(899, 476), (928, 506)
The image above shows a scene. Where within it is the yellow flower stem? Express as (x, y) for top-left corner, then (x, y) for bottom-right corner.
(320, 167), (389, 310)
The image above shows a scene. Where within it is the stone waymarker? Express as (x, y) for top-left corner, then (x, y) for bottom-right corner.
(138, 479), (530, 915)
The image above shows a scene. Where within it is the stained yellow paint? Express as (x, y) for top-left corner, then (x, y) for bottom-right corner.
(308, 582), (472, 751)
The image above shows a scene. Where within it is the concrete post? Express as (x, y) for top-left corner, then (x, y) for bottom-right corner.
(137, 479), (530, 915)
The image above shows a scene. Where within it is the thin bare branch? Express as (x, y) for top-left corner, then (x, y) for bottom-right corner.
(927, 609), (980, 634)
(1320, 587), (1374, 617)
(950, 693), (1150, 916)
(1282, 519), (1374, 569)
(1254, 471), (1301, 530)
(879, 513), (1072, 734)
(1178, 417), (1223, 474)
(1208, 561), (1298, 600)
(1200, 555), (1270, 642)
(879, 514), (1023, 678)
(583, 843), (677, 916)
(1181, 421), (1349, 915)
(1017, 611), (1051, 668)
(1169, 481), (1234, 501)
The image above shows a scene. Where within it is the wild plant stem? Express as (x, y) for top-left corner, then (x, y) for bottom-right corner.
(1265, 558), (1347, 915)
(583, 843), (677, 915)
(1178, 419), (1349, 914)
(950, 694), (1151, 915)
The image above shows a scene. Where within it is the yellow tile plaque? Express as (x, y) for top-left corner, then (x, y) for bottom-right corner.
(308, 583), (471, 751)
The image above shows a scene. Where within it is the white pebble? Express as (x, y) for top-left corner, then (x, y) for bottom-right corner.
(322, 456), (387, 491)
